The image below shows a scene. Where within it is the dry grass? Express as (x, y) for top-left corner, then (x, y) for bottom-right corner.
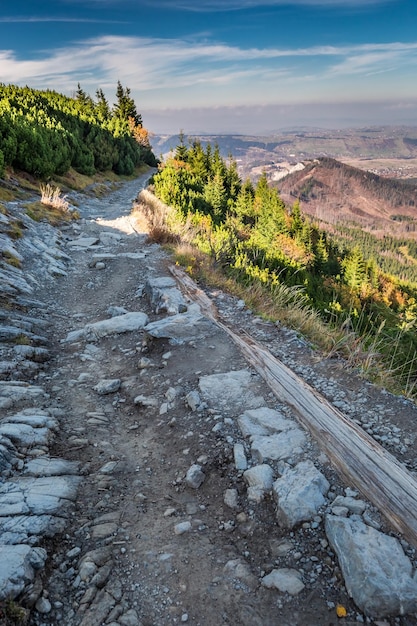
(40, 183), (70, 212)
(25, 200), (77, 226)
(0, 187), (16, 202)
(133, 189), (181, 244)
(1, 250), (21, 268)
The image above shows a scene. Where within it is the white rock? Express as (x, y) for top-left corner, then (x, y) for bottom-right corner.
(273, 460), (329, 528)
(224, 488), (239, 509)
(67, 236), (99, 248)
(93, 379), (121, 395)
(238, 407), (296, 438)
(185, 464), (206, 489)
(223, 558), (257, 590)
(243, 464), (274, 502)
(261, 568), (305, 595)
(233, 443), (248, 470)
(251, 428), (306, 462)
(332, 495), (367, 515)
(66, 312), (149, 342)
(144, 306), (212, 342)
(36, 597), (52, 614)
(134, 395), (158, 408)
(325, 515), (417, 617)
(174, 521), (192, 535)
(186, 390), (201, 411)
(0, 545), (46, 600)
(199, 370), (264, 412)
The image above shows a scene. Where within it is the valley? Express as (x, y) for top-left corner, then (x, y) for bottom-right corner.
(150, 126), (417, 184)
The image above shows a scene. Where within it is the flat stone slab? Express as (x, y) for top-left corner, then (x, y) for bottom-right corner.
(238, 407), (296, 438)
(3, 410), (58, 430)
(118, 252), (146, 260)
(273, 460), (329, 528)
(199, 369), (265, 413)
(23, 457), (80, 477)
(0, 423), (50, 447)
(0, 382), (46, 406)
(67, 237), (100, 248)
(65, 312), (149, 342)
(144, 304), (214, 343)
(0, 545), (47, 600)
(325, 515), (417, 617)
(13, 345), (50, 362)
(251, 428), (306, 463)
(0, 514), (67, 543)
(0, 475), (81, 516)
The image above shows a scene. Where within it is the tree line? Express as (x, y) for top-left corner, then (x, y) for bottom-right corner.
(0, 82), (157, 179)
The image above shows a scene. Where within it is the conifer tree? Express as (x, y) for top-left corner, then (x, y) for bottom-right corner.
(175, 131), (188, 162)
(95, 88), (110, 122)
(113, 81), (142, 127)
(342, 246), (368, 291)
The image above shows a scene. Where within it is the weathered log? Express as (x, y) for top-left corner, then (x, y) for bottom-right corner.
(170, 264), (417, 548)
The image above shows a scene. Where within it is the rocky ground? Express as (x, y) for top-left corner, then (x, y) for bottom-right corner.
(1, 173), (417, 625)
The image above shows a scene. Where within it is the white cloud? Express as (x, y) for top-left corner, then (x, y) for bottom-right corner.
(1, 35), (416, 110)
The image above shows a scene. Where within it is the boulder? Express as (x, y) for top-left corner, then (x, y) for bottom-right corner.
(0, 545), (47, 600)
(325, 515), (417, 617)
(273, 460), (329, 528)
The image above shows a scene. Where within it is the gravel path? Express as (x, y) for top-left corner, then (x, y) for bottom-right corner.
(1, 174), (417, 625)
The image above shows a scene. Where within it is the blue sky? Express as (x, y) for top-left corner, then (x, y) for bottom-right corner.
(1, 0), (417, 134)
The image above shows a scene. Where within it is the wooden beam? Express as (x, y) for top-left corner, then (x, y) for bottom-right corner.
(170, 265), (417, 548)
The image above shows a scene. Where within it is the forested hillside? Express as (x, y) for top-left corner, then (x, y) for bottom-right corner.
(0, 82), (157, 179)
(149, 138), (417, 397)
(278, 157), (417, 231)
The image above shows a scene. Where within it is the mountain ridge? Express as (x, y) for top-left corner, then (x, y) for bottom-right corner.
(277, 157), (417, 238)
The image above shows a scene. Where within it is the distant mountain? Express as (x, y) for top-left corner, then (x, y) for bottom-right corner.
(150, 126), (417, 188)
(277, 157), (417, 237)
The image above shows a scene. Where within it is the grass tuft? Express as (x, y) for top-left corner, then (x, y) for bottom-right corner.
(40, 183), (70, 212)
(1, 251), (21, 268)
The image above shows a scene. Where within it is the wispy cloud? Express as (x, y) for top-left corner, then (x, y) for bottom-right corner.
(0, 16), (126, 23)
(1, 35), (415, 107)
(135, 0), (393, 10)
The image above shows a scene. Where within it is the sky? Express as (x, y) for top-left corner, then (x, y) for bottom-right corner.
(1, 0), (417, 135)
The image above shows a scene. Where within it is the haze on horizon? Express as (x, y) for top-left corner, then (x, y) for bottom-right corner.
(1, 0), (416, 135)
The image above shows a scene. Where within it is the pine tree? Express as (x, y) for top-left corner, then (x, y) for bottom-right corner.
(113, 81), (142, 127)
(75, 83), (94, 112)
(290, 200), (303, 235)
(342, 246), (368, 291)
(95, 88), (110, 122)
(204, 172), (227, 222)
(175, 131), (188, 162)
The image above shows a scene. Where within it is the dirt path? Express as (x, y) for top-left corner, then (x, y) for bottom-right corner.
(18, 174), (417, 626)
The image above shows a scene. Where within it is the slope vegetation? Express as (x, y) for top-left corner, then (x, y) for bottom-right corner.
(277, 157), (417, 237)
